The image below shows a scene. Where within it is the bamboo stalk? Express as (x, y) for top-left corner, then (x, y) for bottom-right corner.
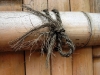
(0, 11), (100, 51)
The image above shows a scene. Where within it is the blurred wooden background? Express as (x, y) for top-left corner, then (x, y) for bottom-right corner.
(0, 0), (100, 75)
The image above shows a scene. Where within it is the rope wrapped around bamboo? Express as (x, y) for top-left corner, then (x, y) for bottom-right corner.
(0, 11), (100, 51)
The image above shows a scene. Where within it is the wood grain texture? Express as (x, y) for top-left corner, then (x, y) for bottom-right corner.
(0, 1), (25, 75)
(24, 0), (50, 75)
(51, 52), (72, 75)
(23, 0), (47, 11)
(25, 51), (50, 75)
(93, 46), (100, 57)
(71, 0), (93, 75)
(0, 52), (25, 75)
(48, 0), (70, 11)
(95, 0), (100, 12)
(73, 47), (93, 75)
(90, 0), (100, 12)
(0, 0), (22, 11)
(70, 0), (90, 12)
(93, 58), (100, 75)
(48, 0), (72, 75)
(90, 0), (95, 12)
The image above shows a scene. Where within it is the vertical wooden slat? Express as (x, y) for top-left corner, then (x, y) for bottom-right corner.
(48, 0), (72, 75)
(23, 0), (47, 11)
(51, 52), (72, 75)
(90, 0), (95, 13)
(72, 47), (93, 75)
(90, 0), (100, 13)
(70, 0), (93, 75)
(25, 52), (50, 75)
(70, 0), (90, 12)
(48, 0), (70, 11)
(0, 0), (25, 75)
(0, 52), (25, 75)
(93, 46), (100, 75)
(93, 46), (100, 57)
(90, 0), (100, 75)
(23, 0), (50, 75)
(95, 0), (100, 12)
(0, 0), (22, 11)
(93, 58), (100, 75)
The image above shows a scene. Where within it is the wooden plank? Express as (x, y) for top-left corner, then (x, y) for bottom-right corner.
(90, 0), (95, 12)
(70, 0), (93, 75)
(23, 0), (47, 11)
(0, 52), (25, 75)
(0, 0), (25, 75)
(25, 51), (50, 75)
(23, 0), (50, 75)
(48, 0), (72, 75)
(51, 52), (72, 75)
(73, 47), (93, 75)
(90, 0), (100, 13)
(0, 0), (22, 11)
(70, 0), (90, 12)
(93, 46), (100, 57)
(93, 58), (100, 75)
(95, 0), (100, 12)
(48, 0), (70, 11)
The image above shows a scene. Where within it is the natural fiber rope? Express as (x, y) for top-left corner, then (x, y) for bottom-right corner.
(43, 9), (75, 57)
(10, 5), (75, 58)
(81, 11), (92, 47)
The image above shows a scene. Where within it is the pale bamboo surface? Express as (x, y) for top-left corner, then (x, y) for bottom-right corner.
(0, 12), (100, 51)
(24, 0), (50, 75)
(48, 0), (72, 75)
(0, 1), (25, 75)
(71, 0), (93, 75)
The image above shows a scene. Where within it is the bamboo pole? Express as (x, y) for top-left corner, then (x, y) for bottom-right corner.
(0, 11), (100, 51)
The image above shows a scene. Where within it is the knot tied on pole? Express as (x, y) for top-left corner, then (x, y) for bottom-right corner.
(9, 5), (75, 65)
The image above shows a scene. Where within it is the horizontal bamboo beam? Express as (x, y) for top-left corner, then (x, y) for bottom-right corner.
(0, 11), (100, 51)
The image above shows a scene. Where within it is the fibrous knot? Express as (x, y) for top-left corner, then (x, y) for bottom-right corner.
(9, 5), (75, 66)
